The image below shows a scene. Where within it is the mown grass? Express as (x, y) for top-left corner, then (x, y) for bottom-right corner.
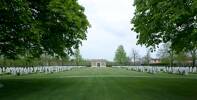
(0, 67), (197, 100)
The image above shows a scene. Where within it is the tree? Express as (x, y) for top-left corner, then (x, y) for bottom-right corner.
(185, 42), (197, 67)
(114, 45), (128, 65)
(175, 52), (188, 66)
(0, 0), (90, 59)
(157, 43), (175, 67)
(132, 0), (197, 53)
(73, 49), (83, 66)
(131, 49), (139, 66)
(0, 0), (38, 59)
(143, 49), (151, 65)
(188, 48), (197, 67)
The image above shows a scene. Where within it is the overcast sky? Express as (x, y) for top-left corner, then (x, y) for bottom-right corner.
(78, 0), (149, 61)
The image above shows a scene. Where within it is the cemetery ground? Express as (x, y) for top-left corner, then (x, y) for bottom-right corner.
(0, 67), (197, 100)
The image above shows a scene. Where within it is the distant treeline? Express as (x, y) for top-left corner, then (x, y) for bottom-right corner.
(0, 57), (90, 67)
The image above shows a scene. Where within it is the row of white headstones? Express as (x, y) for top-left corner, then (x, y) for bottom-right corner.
(113, 66), (197, 75)
(0, 66), (84, 76)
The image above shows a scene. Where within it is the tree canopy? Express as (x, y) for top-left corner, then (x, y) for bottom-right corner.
(114, 45), (128, 65)
(132, 0), (197, 52)
(0, 0), (90, 59)
(73, 48), (83, 65)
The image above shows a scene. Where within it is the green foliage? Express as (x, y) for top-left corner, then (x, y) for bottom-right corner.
(189, 49), (197, 67)
(114, 45), (128, 65)
(73, 49), (83, 65)
(132, 0), (197, 52)
(0, 0), (39, 59)
(175, 52), (188, 66)
(0, 0), (90, 59)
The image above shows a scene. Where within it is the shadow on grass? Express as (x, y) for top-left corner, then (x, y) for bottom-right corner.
(0, 78), (76, 100)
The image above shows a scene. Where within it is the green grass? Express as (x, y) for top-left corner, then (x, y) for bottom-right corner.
(0, 67), (197, 100)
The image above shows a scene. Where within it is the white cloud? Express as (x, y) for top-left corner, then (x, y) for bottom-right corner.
(78, 0), (149, 61)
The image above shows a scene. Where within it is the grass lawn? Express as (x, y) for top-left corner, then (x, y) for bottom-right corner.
(0, 67), (197, 100)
